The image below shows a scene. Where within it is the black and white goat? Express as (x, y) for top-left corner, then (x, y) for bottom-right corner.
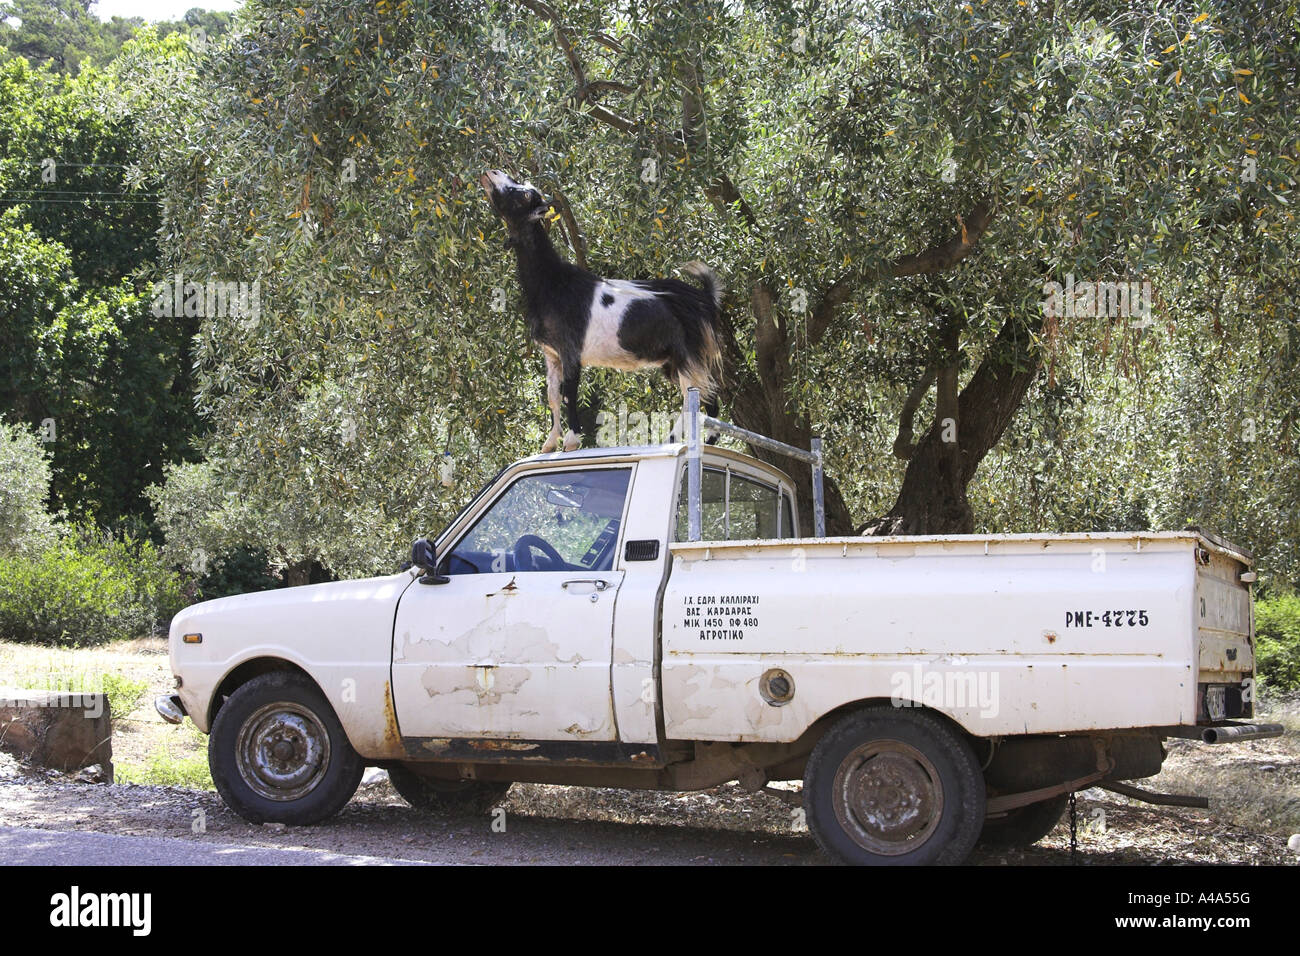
(481, 169), (723, 452)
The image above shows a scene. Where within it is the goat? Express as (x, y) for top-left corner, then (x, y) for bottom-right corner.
(481, 169), (723, 452)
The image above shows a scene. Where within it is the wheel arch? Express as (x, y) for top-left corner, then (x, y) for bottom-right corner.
(803, 697), (985, 747)
(209, 656), (323, 727)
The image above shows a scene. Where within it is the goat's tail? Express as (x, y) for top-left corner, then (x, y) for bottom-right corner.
(681, 260), (723, 309)
(679, 261), (725, 394)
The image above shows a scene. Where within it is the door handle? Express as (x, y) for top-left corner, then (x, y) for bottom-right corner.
(562, 579), (610, 591)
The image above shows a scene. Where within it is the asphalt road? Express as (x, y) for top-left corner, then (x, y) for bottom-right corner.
(0, 825), (437, 866)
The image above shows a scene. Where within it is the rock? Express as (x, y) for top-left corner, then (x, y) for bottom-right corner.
(360, 767), (390, 787)
(72, 763), (112, 784)
(0, 688), (113, 779)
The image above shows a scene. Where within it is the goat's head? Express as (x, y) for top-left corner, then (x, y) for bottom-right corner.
(481, 170), (548, 246)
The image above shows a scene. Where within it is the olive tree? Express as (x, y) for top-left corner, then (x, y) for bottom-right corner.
(123, 0), (1298, 572)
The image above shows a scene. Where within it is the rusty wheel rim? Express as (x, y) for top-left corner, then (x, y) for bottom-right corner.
(832, 739), (943, 856)
(236, 702), (331, 802)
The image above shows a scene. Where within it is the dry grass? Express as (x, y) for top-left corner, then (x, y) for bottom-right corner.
(0, 636), (199, 785)
(1130, 694), (1300, 835)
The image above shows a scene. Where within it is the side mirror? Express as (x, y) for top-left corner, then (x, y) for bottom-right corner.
(410, 537), (449, 586)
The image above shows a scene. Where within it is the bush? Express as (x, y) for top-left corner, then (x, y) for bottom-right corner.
(196, 545), (281, 600)
(0, 526), (185, 646)
(1255, 594), (1300, 692)
(0, 420), (58, 558)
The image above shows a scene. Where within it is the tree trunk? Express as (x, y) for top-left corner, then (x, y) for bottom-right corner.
(283, 558), (333, 587)
(719, 283), (857, 536)
(865, 313), (1042, 535)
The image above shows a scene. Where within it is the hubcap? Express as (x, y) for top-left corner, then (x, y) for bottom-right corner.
(832, 740), (943, 855)
(235, 702), (331, 801)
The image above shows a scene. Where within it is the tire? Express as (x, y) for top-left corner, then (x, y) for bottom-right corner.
(978, 794), (1068, 848)
(803, 707), (986, 865)
(387, 765), (511, 815)
(208, 671), (364, 825)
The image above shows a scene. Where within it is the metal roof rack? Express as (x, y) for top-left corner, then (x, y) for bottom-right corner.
(683, 387), (825, 542)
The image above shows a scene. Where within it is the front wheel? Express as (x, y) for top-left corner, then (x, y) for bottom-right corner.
(209, 672), (364, 825)
(803, 707), (986, 865)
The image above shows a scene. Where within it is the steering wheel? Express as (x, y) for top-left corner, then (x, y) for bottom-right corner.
(512, 534), (566, 571)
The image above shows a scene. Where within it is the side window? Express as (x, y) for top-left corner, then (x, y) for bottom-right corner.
(446, 468), (631, 574)
(674, 467), (795, 541)
(674, 467), (727, 541)
(729, 474), (782, 539)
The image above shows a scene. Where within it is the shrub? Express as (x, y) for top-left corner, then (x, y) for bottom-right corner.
(1255, 593), (1300, 692)
(196, 545), (281, 600)
(0, 420), (58, 558)
(0, 526), (185, 646)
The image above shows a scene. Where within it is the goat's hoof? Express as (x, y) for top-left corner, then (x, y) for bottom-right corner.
(541, 435), (559, 454)
(563, 431), (582, 452)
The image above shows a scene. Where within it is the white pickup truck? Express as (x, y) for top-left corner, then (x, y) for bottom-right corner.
(158, 418), (1278, 865)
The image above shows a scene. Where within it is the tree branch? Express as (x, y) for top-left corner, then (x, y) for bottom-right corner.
(892, 199), (995, 277)
(517, 0), (640, 134)
(703, 173), (761, 234)
(548, 187), (587, 270)
(805, 197), (996, 347)
(892, 367), (937, 460)
(517, 0), (586, 89)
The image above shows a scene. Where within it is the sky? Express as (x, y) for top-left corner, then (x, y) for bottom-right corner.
(91, 0), (241, 22)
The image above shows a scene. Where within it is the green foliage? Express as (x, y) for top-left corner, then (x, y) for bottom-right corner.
(1255, 594), (1300, 692)
(0, 0), (229, 76)
(99, 671), (147, 717)
(0, 525), (184, 645)
(195, 545), (281, 600)
(0, 419), (58, 556)
(114, 0), (1298, 577)
(115, 727), (213, 790)
(0, 55), (160, 284)
(0, 209), (196, 523)
(0, 53), (203, 525)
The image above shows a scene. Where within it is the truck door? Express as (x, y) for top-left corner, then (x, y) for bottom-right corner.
(391, 466), (633, 743)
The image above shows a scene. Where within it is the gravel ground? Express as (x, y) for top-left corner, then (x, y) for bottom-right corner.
(3, 639), (1296, 865)
(1, 752), (1295, 865)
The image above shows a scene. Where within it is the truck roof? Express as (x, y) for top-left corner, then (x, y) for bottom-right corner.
(516, 442), (796, 486)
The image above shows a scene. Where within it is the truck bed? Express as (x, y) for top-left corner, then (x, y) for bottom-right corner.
(661, 531), (1254, 742)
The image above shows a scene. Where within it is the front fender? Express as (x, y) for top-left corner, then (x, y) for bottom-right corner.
(168, 572), (413, 759)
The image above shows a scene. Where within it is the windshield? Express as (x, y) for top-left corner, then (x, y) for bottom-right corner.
(444, 468), (632, 574)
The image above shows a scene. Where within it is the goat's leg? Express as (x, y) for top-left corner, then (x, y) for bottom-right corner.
(561, 364), (583, 452)
(541, 352), (563, 453)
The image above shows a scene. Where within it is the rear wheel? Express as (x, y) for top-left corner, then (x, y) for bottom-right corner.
(208, 672), (363, 825)
(803, 707), (985, 865)
(978, 794), (1068, 848)
(387, 765), (511, 814)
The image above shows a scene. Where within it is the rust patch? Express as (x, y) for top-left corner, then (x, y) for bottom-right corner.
(1043, 630), (1058, 644)
(467, 739), (540, 752)
(377, 681), (405, 758)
